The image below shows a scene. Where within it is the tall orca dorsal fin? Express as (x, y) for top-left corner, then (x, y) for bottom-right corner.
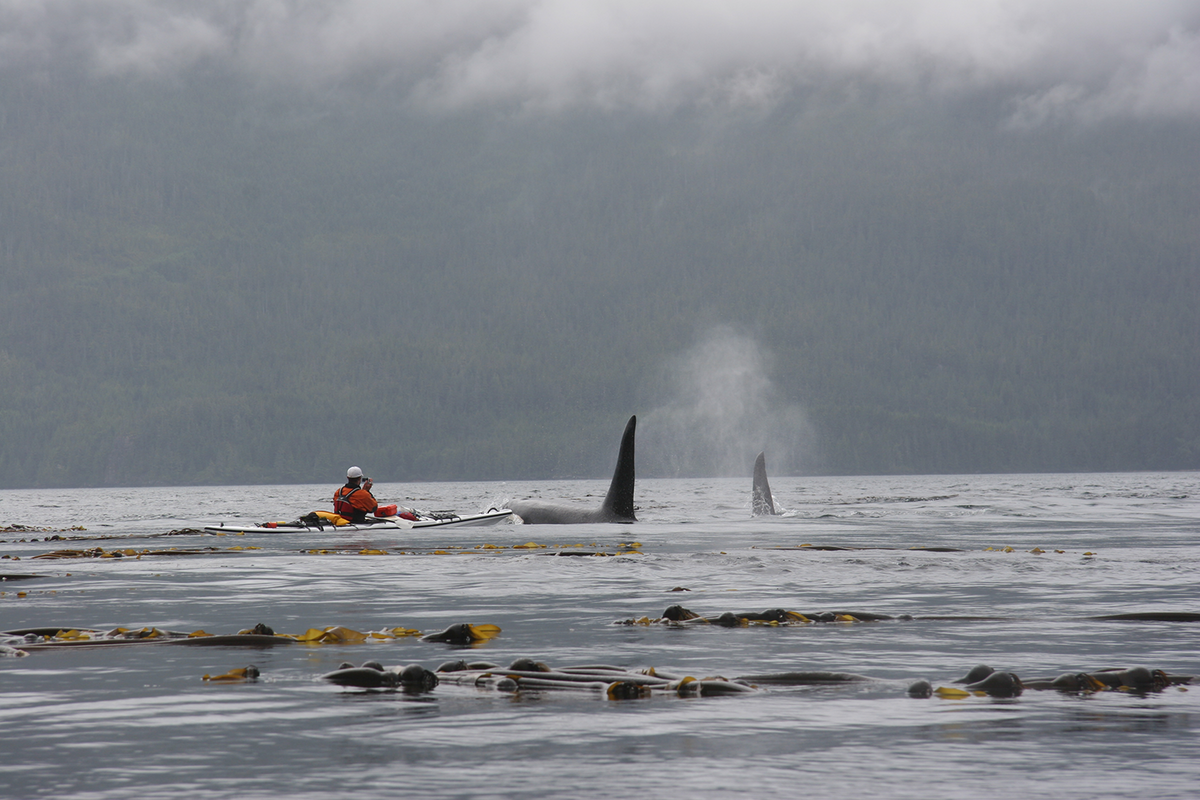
(751, 451), (777, 516)
(599, 415), (637, 522)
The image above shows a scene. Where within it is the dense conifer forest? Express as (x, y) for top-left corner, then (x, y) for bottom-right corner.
(1, 70), (1196, 488)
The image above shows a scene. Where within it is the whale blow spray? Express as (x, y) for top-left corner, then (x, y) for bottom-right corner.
(641, 326), (814, 478)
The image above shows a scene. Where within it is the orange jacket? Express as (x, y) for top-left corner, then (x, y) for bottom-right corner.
(333, 484), (377, 521)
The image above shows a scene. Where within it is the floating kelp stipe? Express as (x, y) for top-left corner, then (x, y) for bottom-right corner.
(302, 542), (643, 556)
(28, 546), (257, 560)
(320, 657), (1192, 701)
(430, 660), (757, 699)
(913, 665), (1189, 699)
(617, 606), (897, 627)
(4, 540), (643, 563)
(615, 605), (1200, 628)
(1, 621), (482, 650)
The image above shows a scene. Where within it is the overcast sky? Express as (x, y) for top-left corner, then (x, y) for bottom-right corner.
(2, 0), (1198, 124)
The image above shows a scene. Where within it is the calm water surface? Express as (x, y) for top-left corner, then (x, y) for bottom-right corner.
(2, 473), (1198, 799)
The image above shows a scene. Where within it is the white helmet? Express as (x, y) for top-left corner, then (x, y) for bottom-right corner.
(346, 466), (364, 479)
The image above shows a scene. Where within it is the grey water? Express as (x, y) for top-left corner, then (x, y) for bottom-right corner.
(2, 472), (1198, 800)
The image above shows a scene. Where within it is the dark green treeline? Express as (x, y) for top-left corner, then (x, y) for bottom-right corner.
(1, 71), (1196, 488)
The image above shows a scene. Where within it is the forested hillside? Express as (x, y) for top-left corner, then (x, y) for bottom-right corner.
(1, 70), (1197, 488)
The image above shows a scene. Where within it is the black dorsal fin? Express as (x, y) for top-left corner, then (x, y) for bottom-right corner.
(599, 415), (637, 522)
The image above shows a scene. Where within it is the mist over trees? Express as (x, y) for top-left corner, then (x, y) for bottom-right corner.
(0, 61), (1197, 488)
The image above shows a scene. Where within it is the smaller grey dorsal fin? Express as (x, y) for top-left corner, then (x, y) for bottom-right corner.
(752, 451), (777, 516)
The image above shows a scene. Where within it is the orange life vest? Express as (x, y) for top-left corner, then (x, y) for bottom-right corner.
(333, 485), (376, 520)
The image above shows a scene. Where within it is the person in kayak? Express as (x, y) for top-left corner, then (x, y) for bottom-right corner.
(333, 466), (378, 523)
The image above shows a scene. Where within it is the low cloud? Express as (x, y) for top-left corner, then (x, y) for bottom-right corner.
(2, 0), (1198, 123)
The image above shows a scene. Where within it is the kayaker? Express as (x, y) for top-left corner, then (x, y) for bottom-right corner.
(333, 466), (378, 523)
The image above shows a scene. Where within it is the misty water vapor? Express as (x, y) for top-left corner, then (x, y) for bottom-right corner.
(2, 0), (1198, 123)
(640, 327), (814, 479)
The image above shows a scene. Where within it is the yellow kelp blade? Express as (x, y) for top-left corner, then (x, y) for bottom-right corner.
(317, 626), (369, 644)
(367, 627), (420, 640)
(386, 627), (421, 638)
(934, 686), (971, 699)
(673, 676), (699, 696)
(56, 629), (90, 640)
(202, 666), (260, 682)
(467, 624), (502, 641)
(292, 628), (331, 642)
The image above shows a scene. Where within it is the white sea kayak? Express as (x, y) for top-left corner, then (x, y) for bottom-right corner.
(203, 508), (513, 534)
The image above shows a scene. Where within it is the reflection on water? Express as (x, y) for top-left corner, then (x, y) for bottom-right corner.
(2, 472), (1199, 799)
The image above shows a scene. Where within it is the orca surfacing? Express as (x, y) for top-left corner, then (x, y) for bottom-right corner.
(508, 416), (637, 524)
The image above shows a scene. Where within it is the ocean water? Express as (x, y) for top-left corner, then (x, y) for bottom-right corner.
(1, 472), (1198, 800)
